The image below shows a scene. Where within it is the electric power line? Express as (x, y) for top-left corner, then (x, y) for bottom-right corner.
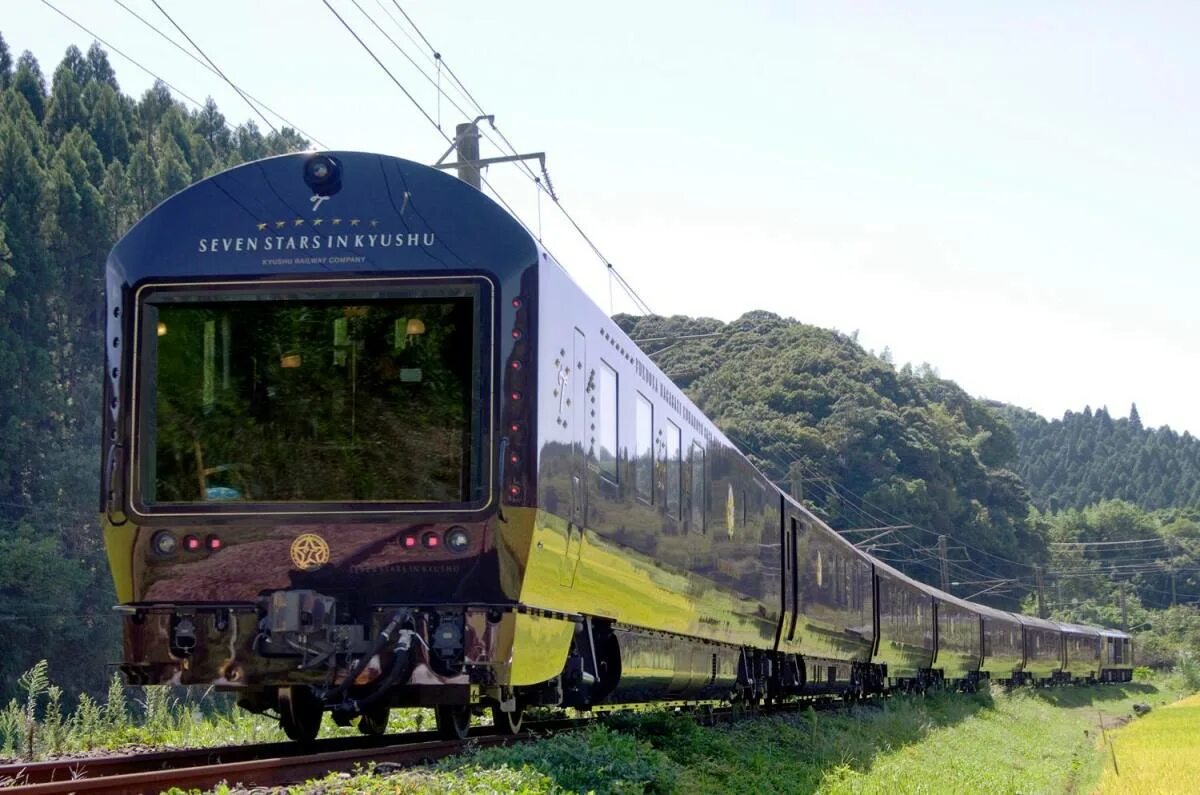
(38, 0), (203, 107)
(149, 0), (280, 136)
(383, 2), (656, 315)
(111, 0), (327, 148)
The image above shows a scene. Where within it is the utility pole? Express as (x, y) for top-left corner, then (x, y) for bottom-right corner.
(1035, 565), (1047, 618)
(453, 121), (481, 189)
(434, 114), (550, 194)
(937, 535), (950, 592)
(1119, 581), (1128, 631)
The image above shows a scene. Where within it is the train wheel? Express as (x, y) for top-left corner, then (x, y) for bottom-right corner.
(492, 702), (524, 735)
(435, 704), (472, 740)
(357, 701), (390, 736)
(278, 686), (323, 742)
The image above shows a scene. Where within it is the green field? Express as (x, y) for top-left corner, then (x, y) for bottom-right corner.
(1094, 692), (1200, 795)
(270, 679), (1191, 795)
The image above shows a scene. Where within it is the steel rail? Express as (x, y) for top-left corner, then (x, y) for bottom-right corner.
(0, 696), (880, 793)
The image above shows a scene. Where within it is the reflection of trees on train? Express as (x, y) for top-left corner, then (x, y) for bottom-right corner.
(149, 299), (473, 503)
(537, 438), (776, 604)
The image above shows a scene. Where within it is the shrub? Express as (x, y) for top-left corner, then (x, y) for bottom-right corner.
(1174, 650), (1200, 692)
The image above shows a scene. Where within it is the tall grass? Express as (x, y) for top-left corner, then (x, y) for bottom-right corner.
(0, 660), (433, 761)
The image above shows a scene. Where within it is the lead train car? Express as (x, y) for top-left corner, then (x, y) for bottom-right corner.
(101, 152), (1129, 742)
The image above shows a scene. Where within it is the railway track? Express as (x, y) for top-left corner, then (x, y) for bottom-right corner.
(0, 697), (865, 794)
(0, 723), (558, 795)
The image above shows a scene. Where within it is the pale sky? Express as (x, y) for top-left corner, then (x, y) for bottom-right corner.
(8, 1), (1198, 435)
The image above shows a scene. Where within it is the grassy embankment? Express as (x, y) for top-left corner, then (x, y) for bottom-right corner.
(255, 677), (1191, 795)
(6, 658), (1193, 794)
(1093, 692), (1200, 794)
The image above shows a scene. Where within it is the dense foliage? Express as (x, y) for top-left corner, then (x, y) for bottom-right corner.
(1037, 500), (1200, 666)
(999, 403), (1200, 512)
(615, 311), (1045, 601)
(0, 34), (305, 701)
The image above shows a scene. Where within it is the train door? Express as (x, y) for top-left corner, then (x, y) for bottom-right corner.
(774, 500), (800, 649)
(787, 515), (800, 643)
(560, 328), (587, 587)
(774, 496), (788, 649)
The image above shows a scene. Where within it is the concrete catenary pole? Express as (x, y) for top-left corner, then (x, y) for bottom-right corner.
(1035, 565), (1047, 619)
(454, 122), (481, 190)
(938, 534), (950, 592)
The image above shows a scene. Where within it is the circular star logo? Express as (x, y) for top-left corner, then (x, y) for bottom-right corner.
(290, 533), (330, 570)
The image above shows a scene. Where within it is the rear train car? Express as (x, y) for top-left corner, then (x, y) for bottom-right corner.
(1098, 628), (1134, 683)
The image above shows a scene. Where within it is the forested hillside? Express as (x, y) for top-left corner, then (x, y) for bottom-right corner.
(614, 312), (1045, 594)
(999, 404), (1200, 512)
(0, 34), (305, 701)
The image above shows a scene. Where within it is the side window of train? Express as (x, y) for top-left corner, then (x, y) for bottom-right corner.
(597, 360), (618, 482)
(634, 393), (653, 503)
(690, 441), (705, 533)
(666, 420), (682, 519)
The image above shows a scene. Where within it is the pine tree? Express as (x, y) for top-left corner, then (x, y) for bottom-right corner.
(11, 51), (46, 123)
(155, 133), (191, 199)
(194, 96), (230, 154)
(0, 34), (12, 89)
(125, 140), (159, 214)
(85, 43), (117, 89)
(86, 82), (130, 163)
(1130, 402), (1143, 431)
(44, 61), (88, 144)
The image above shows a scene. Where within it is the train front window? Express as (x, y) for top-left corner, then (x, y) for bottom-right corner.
(136, 285), (486, 508)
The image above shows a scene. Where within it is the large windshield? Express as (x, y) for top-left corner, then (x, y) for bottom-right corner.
(136, 284), (485, 508)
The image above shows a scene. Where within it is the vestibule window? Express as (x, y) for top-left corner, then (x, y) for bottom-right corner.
(635, 393), (653, 502)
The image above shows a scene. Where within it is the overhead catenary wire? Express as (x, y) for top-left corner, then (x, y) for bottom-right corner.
(149, 0), (280, 137)
(110, 0), (328, 148)
(724, 422), (1036, 590)
(38, 0), (204, 107)
(381, 2), (655, 315)
(322, 0), (655, 315)
(731, 420), (1024, 586)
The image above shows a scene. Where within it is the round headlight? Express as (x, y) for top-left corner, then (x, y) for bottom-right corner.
(445, 526), (470, 553)
(303, 154), (342, 196)
(151, 531), (178, 556)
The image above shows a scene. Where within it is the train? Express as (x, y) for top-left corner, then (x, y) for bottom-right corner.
(100, 151), (1133, 742)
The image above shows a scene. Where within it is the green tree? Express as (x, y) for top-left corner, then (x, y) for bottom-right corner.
(85, 42), (117, 89)
(86, 82), (130, 163)
(0, 33), (12, 89)
(11, 51), (46, 123)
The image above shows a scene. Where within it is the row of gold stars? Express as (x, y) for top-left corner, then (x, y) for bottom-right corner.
(255, 218), (381, 231)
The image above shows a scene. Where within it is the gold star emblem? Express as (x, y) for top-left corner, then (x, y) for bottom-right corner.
(332, 218), (342, 226)
(312, 218), (323, 226)
(369, 219), (379, 227)
(257, 222), (267, 231)
(293, 218), (305, 227)
(349, 218), (360, 227)
(275, 220), (286, 229)
(290, 533), (330, 571)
